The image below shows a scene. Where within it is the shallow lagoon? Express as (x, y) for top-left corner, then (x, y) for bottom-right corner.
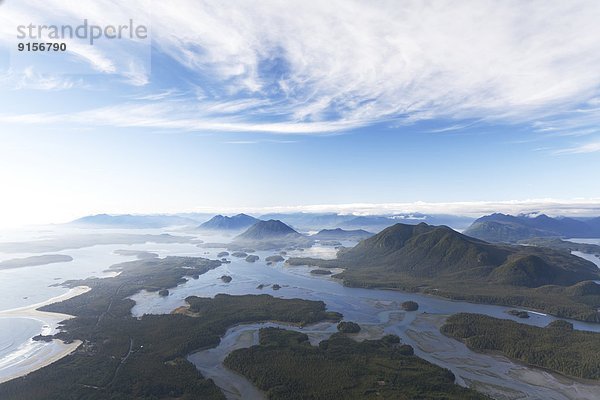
(132, 244), (600, 400)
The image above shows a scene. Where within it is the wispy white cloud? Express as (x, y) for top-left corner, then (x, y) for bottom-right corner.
(224, 139), (298, 145)
(0, 67), (82, 90)
(426, 122), (478, 134)
(131, 89), (182, 101)
(2, 1), (600, 135)
(225, 140), (258, 145)
(531, 98), (600, 153)
(0, 102), (365, 134)
(152, 0), (600, 124)
(554, 141), (600, 155)
(121, 60), (150, 86)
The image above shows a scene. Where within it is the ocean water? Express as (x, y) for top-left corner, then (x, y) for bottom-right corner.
(0, 225), (215, 381)
(0, 318), (43, 363)
(567, 238), (600, 245)
(573, 251), (600, 268)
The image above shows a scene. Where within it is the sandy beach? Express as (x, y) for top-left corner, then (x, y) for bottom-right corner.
(0, 286), (90, 383)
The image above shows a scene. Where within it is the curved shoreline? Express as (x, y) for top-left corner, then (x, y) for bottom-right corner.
(0, 286), (90, 383)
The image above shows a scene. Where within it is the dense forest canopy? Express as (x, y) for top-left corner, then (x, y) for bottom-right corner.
(441, 313), (600, 380)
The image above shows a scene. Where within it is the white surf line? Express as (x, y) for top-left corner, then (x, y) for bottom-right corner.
(0, 285), (90, 383)
(527, 310), (548, 317)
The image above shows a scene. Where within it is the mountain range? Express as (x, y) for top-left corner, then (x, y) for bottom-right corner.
(69, 211), (477, 233)
(311, 228), (373, 241)
(464, 213), (600, 242)
(197, 213), (260, 231)
(289, 222), (600, 322)
(339, 214), (475, 232)
(258, 212), (474, 232)
(70, 214), (199, 228)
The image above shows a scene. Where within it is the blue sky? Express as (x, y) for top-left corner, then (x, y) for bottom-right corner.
(1, 1), (600, 226)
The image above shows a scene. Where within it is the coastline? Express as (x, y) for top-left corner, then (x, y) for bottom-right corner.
(0, 285), (90, 383)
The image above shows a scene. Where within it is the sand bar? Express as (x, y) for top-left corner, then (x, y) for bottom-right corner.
(0, 286), (90, 383)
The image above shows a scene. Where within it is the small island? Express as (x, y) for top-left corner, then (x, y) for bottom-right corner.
(337, 321), (361, 333)
(231, 251), (248, 258)
(265, 255), (285, 263)
(0, 254), (74, 270)
(245, 255), (259, 263)
(441, 313), (600, 380)
(320, 240), (342, 247)
(232, 220), (314, 250)
(401, 301), (419, 311)
(507, 309), (529, 318)
(224, 328), (486, 399)
(310, 269), (332, 275)
(547, 319), (573, 331)
(220, 275), (232, 283)
(519, 237), (600, 256)
(158, 289), (169, 297)
(272, 284), (281, 290)
(217, 251), (229, 258)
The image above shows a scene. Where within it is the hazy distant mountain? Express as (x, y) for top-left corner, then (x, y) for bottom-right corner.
(338, 216), (396, 231)
(71, 214), (198, 229)
(583, 216), (600, 231)
(258, 212), (474, 232)
(233, 220), (312, 250)
(198, 214), (260, 231)
(236, 220), (301, 240)
(339, 214), (474, 232)
(173, 212), (216, 222)
(311, 228), (373, 241)
(257, 213), (352, 232)
(464, 213), (600, 242)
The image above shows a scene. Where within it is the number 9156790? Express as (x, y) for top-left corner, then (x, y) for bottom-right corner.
(17, 42), (67, 52)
